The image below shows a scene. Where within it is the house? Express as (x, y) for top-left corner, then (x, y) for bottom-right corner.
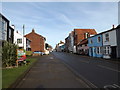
(14, 30), (31, 51)
(0, 13), (14, 44)
(68, 31), (74, 53)
(55, 41), (65, 52)
(65, 36), (70, 52)
(88, 34), (103, 58)
(77, 39), (89, 55)
(88, 25), (120, 59)
(73, 29), (97, 53)
(24, 29), (46, 52)
(102, 25), (117, 59)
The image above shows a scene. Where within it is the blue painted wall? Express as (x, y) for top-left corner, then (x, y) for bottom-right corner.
(88, 34), (103, 57)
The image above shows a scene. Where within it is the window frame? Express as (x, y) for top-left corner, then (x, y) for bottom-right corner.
(17, 38), (22, 44)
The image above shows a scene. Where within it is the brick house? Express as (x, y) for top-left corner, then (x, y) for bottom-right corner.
(77, 39), (89, 55)
(24, 29), (46, 52)
(73, 29), (97, 53)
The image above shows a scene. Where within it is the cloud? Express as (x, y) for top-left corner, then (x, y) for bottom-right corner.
(2, 2), (118, 47)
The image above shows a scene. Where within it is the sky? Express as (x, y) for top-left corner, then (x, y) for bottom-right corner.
(1, 2), (118, 48)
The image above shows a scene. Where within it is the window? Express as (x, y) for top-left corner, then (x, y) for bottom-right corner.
(84, 33), (89, 39)
(9, 28), (11, 38)
(17, 39), (22, 44)
(2, 20), (7, 40)
(105, 33), (109, 42)
(90, 39), (93, 44)
(97, 36), (101, 43)
(104, 46), (111, 54)
(96, 47), (101, 54)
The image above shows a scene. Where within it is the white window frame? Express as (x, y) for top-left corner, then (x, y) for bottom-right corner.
(96, 47), (101, 54)
(17, 38), (22, 44)
(104, 46), (111, 55)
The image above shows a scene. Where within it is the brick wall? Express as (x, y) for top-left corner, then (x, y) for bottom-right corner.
(24, 29), (45, 52)
(73, 29), (97, 46)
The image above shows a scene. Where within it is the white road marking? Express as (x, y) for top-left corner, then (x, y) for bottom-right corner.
(113, 84), (120, 88)
(98, 65), (120, 72)
(104, 85), (117, 88)
(104, 84), (120, 89)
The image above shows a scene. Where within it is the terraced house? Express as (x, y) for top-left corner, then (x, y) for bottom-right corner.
(102, 25), (120, 59)
(88, 25), (120, 59)
(88, 33), (103, 58)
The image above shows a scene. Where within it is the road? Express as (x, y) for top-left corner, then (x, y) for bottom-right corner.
(52, 52), (120, 88)
(16, 54), (90, 88)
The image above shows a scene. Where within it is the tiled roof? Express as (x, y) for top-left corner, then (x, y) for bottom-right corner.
(77, 39), (88, 45)
(24, 29), (46, 40)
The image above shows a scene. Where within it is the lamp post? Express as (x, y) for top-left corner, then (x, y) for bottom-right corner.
(23, 24), (25, 50)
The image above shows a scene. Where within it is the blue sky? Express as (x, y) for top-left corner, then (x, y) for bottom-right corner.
(2, 2), (118, 48)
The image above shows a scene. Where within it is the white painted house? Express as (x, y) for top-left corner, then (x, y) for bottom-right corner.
(14, 30), (31, 51)
(102, 27), (117, 59)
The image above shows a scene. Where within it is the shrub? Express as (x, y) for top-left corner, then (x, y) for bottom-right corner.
(2, 41), (18, 67)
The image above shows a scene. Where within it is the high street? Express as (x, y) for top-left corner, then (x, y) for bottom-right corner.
(52, 52), (120, 88)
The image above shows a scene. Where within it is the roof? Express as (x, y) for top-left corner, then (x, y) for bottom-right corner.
(88, 25), (119, 39)
(24, 29), (46, 40)
(1, 13), (9, 22)
(77, 39), (88, 45)
(116, 24), (120, 29)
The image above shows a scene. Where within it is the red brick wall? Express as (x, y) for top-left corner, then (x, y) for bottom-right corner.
(25, 30), (45, 52)
(73, 29), (97, 46)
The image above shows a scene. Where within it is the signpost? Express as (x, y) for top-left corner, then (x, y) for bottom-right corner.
(16, 49), (26, 67)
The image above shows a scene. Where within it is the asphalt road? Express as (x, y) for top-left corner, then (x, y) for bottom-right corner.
(52, 52), (120, 88)
(16, 54), (90, 88)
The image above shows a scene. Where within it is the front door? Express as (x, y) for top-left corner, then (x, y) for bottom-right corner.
(111, 46), (117, 58)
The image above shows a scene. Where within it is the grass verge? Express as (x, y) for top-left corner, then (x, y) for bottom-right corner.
(2, 57), (38, 88)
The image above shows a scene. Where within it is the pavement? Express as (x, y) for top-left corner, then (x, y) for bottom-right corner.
(16, 54), (90, 88)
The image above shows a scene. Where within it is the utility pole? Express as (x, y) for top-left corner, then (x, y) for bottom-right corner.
(23, 24), (25, 50)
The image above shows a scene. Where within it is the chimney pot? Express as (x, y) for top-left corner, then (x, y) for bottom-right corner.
(32, 29), (35, 32)
(113, 25), (115, 29)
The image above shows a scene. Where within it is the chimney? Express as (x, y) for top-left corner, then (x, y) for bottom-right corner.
(32, 28), (35, 33)
(16, 30), (18, 33)
(11, 25), (15, 30)
(112, 25), (115, 29)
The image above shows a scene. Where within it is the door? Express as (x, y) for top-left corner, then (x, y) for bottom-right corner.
(111, 46), (117, 58)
